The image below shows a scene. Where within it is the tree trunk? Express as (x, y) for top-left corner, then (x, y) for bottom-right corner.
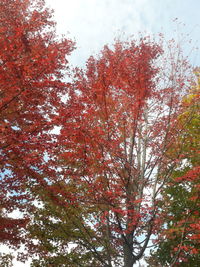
(123, 234), (135, 267)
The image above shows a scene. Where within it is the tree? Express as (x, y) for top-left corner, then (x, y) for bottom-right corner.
(0, 0), (74, 246)
(0, 253), (14, 267)
(28, 183), (108, 267)
(25, 37), (193, 266)
(146, 69), (200, 266)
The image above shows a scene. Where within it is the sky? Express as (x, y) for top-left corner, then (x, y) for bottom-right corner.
(3, 0), (200, 266)
(46, 0), (200, 68)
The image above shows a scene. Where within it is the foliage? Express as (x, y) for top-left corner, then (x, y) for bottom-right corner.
(0, 253), (14, 267)
(147, 70), (200, 266)
(27, 182), (115, 267)
(0, 1), (196, 266)
(25, 37), (193, 266)
(0, 0), (74, 246)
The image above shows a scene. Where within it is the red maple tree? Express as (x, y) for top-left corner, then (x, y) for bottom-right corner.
(0, 0), (74, 245)
(39, 38), (192, 266)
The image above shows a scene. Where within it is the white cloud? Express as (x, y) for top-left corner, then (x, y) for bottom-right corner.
(46, 0), (200, 67)
(46, 0), (153, 66)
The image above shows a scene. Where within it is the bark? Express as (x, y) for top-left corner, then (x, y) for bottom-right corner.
(123, 234), (135, 267)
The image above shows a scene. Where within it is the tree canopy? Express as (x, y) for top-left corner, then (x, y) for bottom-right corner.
(0, 0), (74, 249)
(147, 70), (200, 266)
(0, 0), (198, 267)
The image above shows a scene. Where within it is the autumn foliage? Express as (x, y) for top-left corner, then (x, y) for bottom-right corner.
(0, 0), (74, 246)
(148, 71), (200, 266)
(0, 0), (198, 266)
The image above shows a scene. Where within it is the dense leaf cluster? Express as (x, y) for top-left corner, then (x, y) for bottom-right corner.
(0, 1), (199, 267)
